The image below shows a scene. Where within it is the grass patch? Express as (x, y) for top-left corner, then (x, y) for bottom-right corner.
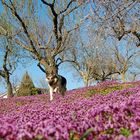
(105, 128), (114, 134)
(120, 128), (131, 137)
(15, 101), (26, 106)
(84, 84), (135, 98)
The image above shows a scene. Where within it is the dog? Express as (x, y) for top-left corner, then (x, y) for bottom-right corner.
(46, 74), (67, 101)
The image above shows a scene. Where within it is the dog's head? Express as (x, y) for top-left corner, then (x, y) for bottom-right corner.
(46, 74), (58, 85)
(46, 74), (56, 81)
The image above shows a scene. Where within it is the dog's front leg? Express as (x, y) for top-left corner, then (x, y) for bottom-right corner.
(49, 87), (53, 101)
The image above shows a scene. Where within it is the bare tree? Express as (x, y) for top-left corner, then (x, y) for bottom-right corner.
(112, 43), (139, 82)
(78, 0), (140, 83)
(68, 31), (120, 86)
(129, 71), (140, 81)
(0, 14), (28, 97)
(89, 0), (140, 47)
(0, 15), (17, 97)
(0, 46), (14, 97)
(90, 55), (120, 83)
(1, 0), (87, 93)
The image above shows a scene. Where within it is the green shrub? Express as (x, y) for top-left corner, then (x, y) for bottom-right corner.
(16, 72), (40, 96)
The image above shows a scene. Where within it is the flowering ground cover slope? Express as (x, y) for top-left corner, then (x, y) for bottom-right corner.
(0, 81), (140, 140)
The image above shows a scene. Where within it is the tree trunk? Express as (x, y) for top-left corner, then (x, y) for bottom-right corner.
(121, 73), (126, 83)
(6, 76), (14, 97)
(40, 58), (58, 76)
(83, 78), (89, 87)
(101, 78), (106, 82)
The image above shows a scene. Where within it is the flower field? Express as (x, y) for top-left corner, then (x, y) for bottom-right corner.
(0, 81), (140, 140)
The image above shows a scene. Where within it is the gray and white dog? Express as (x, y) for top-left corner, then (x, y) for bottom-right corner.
(46, 74), (67, 101)
(37, 63), (67, 101)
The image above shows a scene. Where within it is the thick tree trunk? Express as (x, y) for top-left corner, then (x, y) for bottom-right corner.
(121, 73), (126, 83)
(40, 59), (58, 76)
(6, 76), (14, 97)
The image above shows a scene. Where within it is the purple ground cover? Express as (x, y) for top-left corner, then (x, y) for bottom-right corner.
(0, 81), (140, 140)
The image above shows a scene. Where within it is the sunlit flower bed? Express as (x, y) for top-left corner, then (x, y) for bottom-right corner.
(0, 81), (140, 140)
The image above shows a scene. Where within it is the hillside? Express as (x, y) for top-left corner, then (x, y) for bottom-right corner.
(0, 81), (140, 140)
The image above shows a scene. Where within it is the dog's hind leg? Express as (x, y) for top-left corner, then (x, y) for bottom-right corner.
(59, 86), (67, 96)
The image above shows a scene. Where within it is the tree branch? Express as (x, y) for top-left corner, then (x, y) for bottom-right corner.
(41, 0), (58, 41)
(37, 63), (46, 74)
(64, 4), (81, 17)
(15, 39), (34, 52)
(41, 0), (52, 7)
(105, 71), (120, 78)
(3, 46), (9, 70)
(52, 0), (56, 5)
(0, 45), (12, 78)
(59, 0), (75, 15)
(0, 25), (7, 36)
(0, 70), (5, 78)
(2, 0), (42, 60)
(132, 31), (140, 47)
